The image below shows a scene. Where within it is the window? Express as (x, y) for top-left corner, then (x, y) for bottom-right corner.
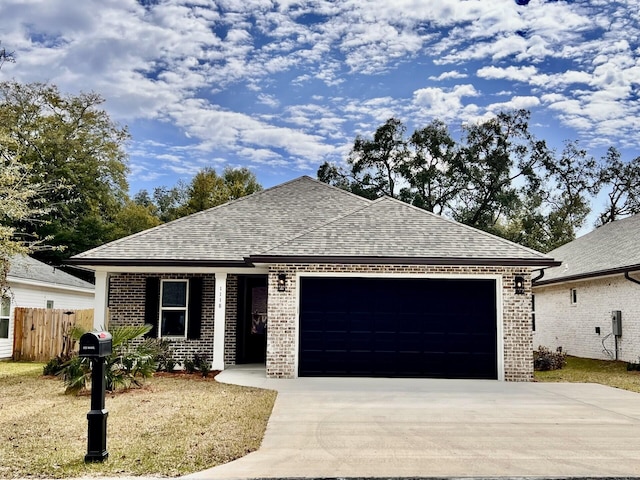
(570, 288), (577, 305)
(46, 300), (54, 309)
(0, 296), (10, 339)
(160, 280), (188, 337)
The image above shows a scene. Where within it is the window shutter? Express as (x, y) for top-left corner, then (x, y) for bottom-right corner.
(187, 277), (203, 340)
(145, 277), (160, 338)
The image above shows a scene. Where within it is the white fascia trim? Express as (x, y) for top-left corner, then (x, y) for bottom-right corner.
(91, 266), (268, 275)
(7, 277), (95, 295)
(294, 271), (505, 381)
(532, 272), (624, 290)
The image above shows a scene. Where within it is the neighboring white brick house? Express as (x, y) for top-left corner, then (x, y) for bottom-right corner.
(533, 214), (640, 363)
(1, 255), (95, 359)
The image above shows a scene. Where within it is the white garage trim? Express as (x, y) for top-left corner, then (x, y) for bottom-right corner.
(294, 272), (505, 381)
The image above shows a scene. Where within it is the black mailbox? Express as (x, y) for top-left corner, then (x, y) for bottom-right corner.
(79, 331), (112, 358)
(78, 330), (112, 462)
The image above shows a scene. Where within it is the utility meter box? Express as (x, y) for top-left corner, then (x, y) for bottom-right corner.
(79, 331), (112, 358)
(611, 311), (622, 337)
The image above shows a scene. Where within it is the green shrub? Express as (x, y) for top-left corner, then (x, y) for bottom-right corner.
(182, 352), (211, 377)
(151, 339), (177, 372)
(165, 357), (178, 372)
(59, 324), (159, 394)
(183, 358), (196, 374)
(42, 355), (70, 376)
(534, 345), (567, 371)
(627, 359), (640, 371)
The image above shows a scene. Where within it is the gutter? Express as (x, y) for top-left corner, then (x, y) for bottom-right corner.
(246, 255), (561, 267)
(534, 263), (640, 286)
(7, 277), (95, 294)
(66, 258), (252, 268)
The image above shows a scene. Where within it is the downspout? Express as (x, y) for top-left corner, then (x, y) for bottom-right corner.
(531, 268), (545, 284)
(624, 271), (640, 286)
(617, 271), (640, 360)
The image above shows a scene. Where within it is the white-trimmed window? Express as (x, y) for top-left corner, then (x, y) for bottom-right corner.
(160, 280), (189, 337)
(570, 288), (577, 305)
(46, 300), (54, 309)
(0, 296), (10, 339)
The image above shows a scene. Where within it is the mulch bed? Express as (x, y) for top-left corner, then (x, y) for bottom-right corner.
(153, 370), (221, 381)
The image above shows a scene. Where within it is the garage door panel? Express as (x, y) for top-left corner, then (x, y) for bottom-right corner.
(349, 314), (372, 331)
(395, 333), (424, 351)
(299, 277), (497, 379)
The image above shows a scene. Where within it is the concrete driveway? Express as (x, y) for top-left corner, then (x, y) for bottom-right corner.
(184, 365), (640, 478)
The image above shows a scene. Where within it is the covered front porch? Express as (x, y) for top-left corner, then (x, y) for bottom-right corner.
(91, 268), (270, 371)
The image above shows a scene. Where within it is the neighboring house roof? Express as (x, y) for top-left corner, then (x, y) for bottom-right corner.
(8, 254), (95, 291)
(70, 176), (557, 268)
(534, 213), (640, 286)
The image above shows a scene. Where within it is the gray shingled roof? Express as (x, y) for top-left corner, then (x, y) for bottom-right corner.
(72, 177), (370, 264)
(71, 176), (556, 267)
(253, 197), (552, 262)
(535, 213), (640, 285)
(8, 255), (94, 290)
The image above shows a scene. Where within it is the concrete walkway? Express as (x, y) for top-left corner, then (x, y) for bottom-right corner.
(183, 365), (640, 478)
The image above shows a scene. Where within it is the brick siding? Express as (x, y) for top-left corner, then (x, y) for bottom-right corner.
(533, 273), (640, 362)
(266, 264), (534, 381)
(108, 264), (535, 381)
(108, 273), (218, 365)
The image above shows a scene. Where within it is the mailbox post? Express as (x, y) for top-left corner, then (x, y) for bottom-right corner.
(79, 331), (112, 463)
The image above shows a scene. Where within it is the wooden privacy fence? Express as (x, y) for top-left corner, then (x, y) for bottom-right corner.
(13, 308), (94, 362)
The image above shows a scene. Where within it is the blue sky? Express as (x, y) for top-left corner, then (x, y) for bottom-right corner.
(1, 0), (639, 203)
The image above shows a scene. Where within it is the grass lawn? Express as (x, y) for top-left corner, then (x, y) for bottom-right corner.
(0, 361), (276, 478)
(535, 355), (640, 393)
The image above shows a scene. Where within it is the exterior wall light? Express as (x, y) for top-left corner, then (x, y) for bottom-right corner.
(514, 275), (525, 295)
(277, 273), (287, 292)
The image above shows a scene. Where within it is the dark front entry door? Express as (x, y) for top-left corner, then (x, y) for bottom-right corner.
(236, 276), (268, 364)
(299, 277), (497, 379)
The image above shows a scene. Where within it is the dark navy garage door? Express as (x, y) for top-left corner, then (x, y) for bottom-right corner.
(299, 277), (497, 379)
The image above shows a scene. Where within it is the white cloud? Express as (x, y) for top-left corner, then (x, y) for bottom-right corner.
(429, 70), (468, 81)
(257, 94), (280, 108)
(485, 95), (541, 113)
(412, 85), (479, 119)
(3, 0), (640, 189)
(477, 65), (538, 82)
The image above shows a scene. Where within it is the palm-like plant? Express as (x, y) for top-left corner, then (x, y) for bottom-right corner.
(60, 324), (157, 394)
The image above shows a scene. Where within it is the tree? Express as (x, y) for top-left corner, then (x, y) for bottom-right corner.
(451, 110), (551, 234)
(0, 82), (130, 263)
(150, 183), (189, 223)
(317, 161), (381, 200)
(180, 166), (262, 216)
(0, 42), (15, 70)
(348, 118), (408, 199)
(539, 140), (599, 248)
(222, 166), (262, 200)
(399, 120), (460, 214)
(0, 142), (56, 292)
(132, 166), (263, 223)
(481, 140), (599, 252)
(111, 200), (162, 238)
(317, 110), (605, 252)
(597, 147), (640, 225)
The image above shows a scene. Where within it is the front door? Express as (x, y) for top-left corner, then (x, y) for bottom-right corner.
(236, 276), (268, 364)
